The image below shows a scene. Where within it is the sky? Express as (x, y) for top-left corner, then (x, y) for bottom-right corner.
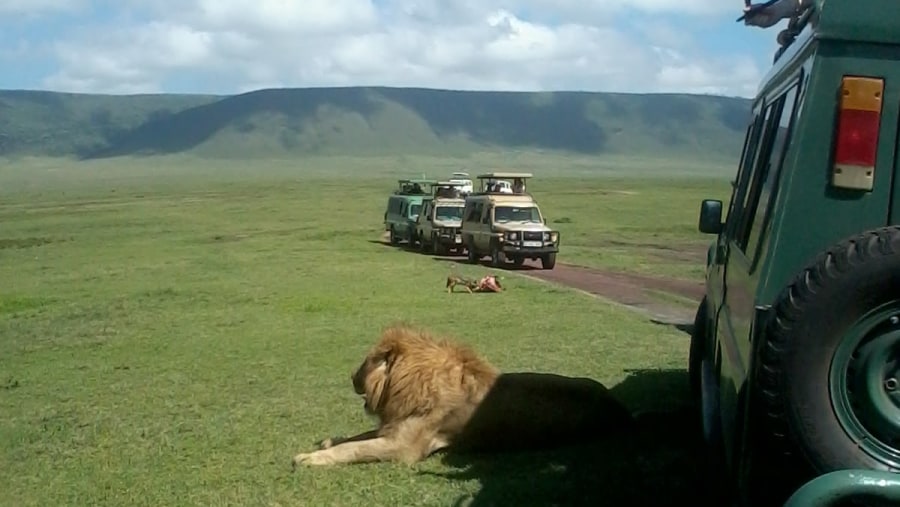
(0, 0), (786, 98)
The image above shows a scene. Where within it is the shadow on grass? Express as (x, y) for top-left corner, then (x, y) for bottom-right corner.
(366, 238), (418, 252)
(650, 318), (695, 337)
(430, 256), (540, 271)
(426, 369), (720, 507)
(366, 238), (434, 254)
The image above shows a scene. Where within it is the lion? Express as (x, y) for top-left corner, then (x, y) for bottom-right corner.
(291, 323), (635, 467)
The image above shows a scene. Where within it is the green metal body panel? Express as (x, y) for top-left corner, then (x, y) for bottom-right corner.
(783, 469), (900, 507)
(384, 194), (427, 242)
(814, 0), (900, 46)
(754, 24), (900, 311)
(697, 1), (900, 504)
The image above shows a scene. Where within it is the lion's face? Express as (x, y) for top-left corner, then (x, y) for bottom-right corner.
(351, 352), (389, 415)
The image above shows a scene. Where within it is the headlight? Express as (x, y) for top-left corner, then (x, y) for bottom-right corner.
(542, 232), (550, 241)
(507, 232), (518, 241)
(550, 232), (559, 243)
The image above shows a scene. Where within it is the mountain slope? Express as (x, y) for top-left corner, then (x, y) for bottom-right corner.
(0, 87), (752, 160)
(0, 90), (218, 157)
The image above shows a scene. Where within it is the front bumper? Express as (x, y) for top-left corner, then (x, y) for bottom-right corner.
(436, 232), (464, 246)
(501, 242), (559, 255)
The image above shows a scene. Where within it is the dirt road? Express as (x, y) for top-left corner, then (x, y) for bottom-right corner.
(515, 259), (703, 326)
(381, 232), (703, 326)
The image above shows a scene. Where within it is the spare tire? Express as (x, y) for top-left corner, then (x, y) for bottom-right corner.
(758, 226), (900, 474)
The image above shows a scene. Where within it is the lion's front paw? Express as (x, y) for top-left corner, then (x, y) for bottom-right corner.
(292, 451), (333, 468)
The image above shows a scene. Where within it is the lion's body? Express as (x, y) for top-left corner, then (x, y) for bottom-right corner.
(292, 324), (634, 467)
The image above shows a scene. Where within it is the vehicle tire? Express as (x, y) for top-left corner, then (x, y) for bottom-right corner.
(540, 253), (556, 270)
(512, 256), (525, 268)
(389, 227), (399, 245)
(467, 239), (478, 264)
(758, 226), (900, 475)
(490, 244), (506, 268)
(418, 233), (428, 253)
(433, 234), (446, 256)
(688, 297), (707, 399)
(689, 294), (730, 498)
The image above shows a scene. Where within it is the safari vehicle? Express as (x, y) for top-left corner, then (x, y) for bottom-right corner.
(383, 179), (435, 245)
(460, 172), (559, 269)
(415, 181), (467, 256)
(691, 1), (900, 505)
(448, 172), (474, 195)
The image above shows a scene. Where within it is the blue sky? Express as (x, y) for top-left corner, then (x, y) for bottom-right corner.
(0, 0), (782, 97)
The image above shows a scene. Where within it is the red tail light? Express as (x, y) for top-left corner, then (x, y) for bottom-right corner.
(832, 76), (883, 191)
(835, 109), (880, 167)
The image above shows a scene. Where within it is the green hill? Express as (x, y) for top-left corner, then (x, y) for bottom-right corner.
(0, 87), (751, 161)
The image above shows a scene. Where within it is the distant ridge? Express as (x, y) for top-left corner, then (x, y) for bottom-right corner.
(0, 86), (751, 161)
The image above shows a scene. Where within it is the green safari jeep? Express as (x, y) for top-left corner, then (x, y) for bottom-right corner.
(692, 1), (900, 505)
(383, 179), (436, 246)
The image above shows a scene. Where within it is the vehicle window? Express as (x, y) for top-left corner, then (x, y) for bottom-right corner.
(733, 99), (781, 251)
(723, 114), (763, 235)
(746, 82), (801, 259)
(465, 202), (481, 223)
(409, 203), (421, 219)
(435, 206), (464, 221)
(482, 206), (491, 224)
(494, 206), (542, 223)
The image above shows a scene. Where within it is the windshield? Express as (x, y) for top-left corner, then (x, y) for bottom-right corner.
(435, 206), (464, 221)
(409, 204), (422, 218)
(494, 205), (542, 223)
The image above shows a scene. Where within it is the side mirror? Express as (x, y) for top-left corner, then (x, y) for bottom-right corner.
(698, 199), (724, 234)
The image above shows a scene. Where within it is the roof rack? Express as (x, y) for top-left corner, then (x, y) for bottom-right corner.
(773, 4), (815, 62)
(475, 172), (534, 180)
(431, 181), (467, 199)
(394, 178), (438, 196)
(738, 0), (816, 63)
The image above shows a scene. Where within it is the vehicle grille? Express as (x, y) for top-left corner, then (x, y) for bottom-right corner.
(523, 231), (543, 241)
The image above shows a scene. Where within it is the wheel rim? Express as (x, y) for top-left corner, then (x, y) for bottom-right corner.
(830, 301), (900, 468)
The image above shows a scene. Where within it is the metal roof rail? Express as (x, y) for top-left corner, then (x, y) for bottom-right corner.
(738, 0), (815, 63)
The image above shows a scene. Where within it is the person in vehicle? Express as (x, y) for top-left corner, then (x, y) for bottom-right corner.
(512, 178), (525, 193)
(742, 0), (804, 27)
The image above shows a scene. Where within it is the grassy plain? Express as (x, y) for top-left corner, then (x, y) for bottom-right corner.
(0, 154), (731, 506)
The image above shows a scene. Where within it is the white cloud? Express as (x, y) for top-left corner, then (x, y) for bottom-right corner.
(190, 0), (379, 35)
(603, 0), (733, 15)
(38, 1), (764, 97)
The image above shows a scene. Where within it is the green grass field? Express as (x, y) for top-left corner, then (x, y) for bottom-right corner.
(0, 155), (732, 506)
